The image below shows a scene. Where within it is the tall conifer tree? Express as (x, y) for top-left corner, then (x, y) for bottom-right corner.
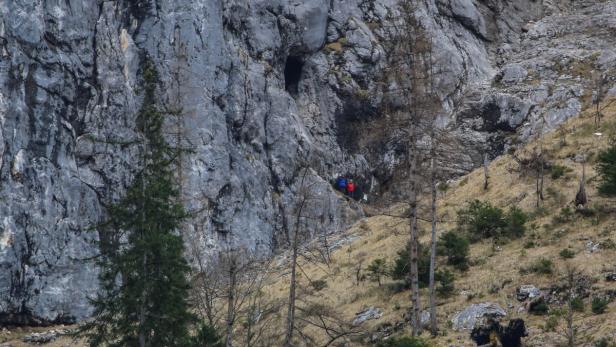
(82, 57), (194, 347)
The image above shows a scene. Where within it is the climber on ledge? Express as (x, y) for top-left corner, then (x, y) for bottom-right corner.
(336, 176), (347, 193)
(347, 179), (356, 199)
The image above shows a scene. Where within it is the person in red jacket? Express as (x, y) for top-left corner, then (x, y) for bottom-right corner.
(346, 179), (356, 198)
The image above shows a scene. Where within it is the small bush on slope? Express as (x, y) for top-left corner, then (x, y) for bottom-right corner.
(391, 243), (455, 295)
(597, 142), (616, 195)
(457, 200), (528, 242)
(437, 231), (470, 270)
(367, 258), (389, 286)
(592, 297), (610, 314)
(391, 243), (430, 287)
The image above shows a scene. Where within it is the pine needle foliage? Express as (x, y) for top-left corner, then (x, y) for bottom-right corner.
(81, 57), (195, 347)
(597, 142), (616, 196)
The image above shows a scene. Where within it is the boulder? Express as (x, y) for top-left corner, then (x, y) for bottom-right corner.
(451, 302), (507, 331)
(353, 306), (382, 326)
(404, 310), (431, 329)
(586, 241), (601, 253)
(516, 285), (541, 301)
(22, 329), (72, 344)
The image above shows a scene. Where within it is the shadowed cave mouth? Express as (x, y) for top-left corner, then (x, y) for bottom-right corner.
(284, 55), (304, 96)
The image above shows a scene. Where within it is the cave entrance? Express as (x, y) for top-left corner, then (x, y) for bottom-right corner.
(284, 56), (303, 96)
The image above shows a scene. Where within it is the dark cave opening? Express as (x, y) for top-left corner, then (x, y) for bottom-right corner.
(284, 56), (303, 96)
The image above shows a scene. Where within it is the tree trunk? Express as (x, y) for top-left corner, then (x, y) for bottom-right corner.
(428, 157), (438, 336)
(483, 152), (489, 190)
(138, 251), (148, 347)
(284, 169), (311, 346)
(284, 234), (298, 346)
(225, 259), (237, 347)
(408, 147), (421, 336)
(139, 138), (148, 347)
(567, 293), (574, 347)
(537, 121), (545, 207)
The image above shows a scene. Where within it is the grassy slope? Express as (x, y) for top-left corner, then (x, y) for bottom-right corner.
(260, 102), (616, 346)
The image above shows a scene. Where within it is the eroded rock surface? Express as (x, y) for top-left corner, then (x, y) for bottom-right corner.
(452, 302), (507, 331)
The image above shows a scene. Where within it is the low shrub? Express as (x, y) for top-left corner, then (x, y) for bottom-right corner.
(542, 315), (559, 332)
(457, 200), (528, 242)
(570, 297), (585, 312)
(525, 258), (554, 275)
(437, 231), (470, 270)
(594, 337), (616, 347)
(596, 143), (616, 196)
(437, 182), (449, 194)
(191, 324), (224, 347)
(577, 206), (597, 218)
(392, 243), (456, 294)
(600, 239), (616, 250)
(311, 279), (328, 292)
(505, 207), (528, 239)
(553, 207), (574, 224)
(436, 270), (455, 297)
(550, 164), (571, 179)
(529, 298), (549, 315)
(391, 243), (430, 288)
(559, 248), (576, 259)
(592, 297), (609, 314)
(367, 258), (389, 286)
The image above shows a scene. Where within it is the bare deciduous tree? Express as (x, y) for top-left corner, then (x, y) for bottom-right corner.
(283, 168), (312, 346)
(557, 265), (593, 347)
(384, 0), (448, 335)
(281, 166), (361, 346)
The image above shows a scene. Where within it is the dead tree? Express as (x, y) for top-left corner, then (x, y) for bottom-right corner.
(190, 244), (224, 328)
(188, 237), (277, 347)
(575, 160), (588, 207)
(428, 157), (438, 336)
(239, 258), (279, 347)
(426, 38), (441, 336)
(536, 116), (546, 207)
(396, 0), (425, 335)
(557, 265), (593, 347)
(592, 71), (606, 128)
(384, 0), (445, 335)
(483, 152), (490, 190)
(284, 167), (314, 346)
(279, 166), (360, 346)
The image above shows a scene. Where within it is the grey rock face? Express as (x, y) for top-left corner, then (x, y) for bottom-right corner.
(353, 306), (383, 326)
(451, 302), (507, 331)
(0, 0), (614, 325)
(516, 285), (542, 302)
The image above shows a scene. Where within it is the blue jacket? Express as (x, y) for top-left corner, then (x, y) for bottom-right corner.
(337, 177), (347, 189)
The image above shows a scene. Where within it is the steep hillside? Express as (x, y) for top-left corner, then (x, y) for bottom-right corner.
(246, 101), (616, 346)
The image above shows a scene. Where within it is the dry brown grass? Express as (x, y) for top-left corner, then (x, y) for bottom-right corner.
(255, 100), (616, 346)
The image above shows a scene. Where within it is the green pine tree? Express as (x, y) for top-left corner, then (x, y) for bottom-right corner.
(81, 58), (195, 347)
(597, 141), (616, 196)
